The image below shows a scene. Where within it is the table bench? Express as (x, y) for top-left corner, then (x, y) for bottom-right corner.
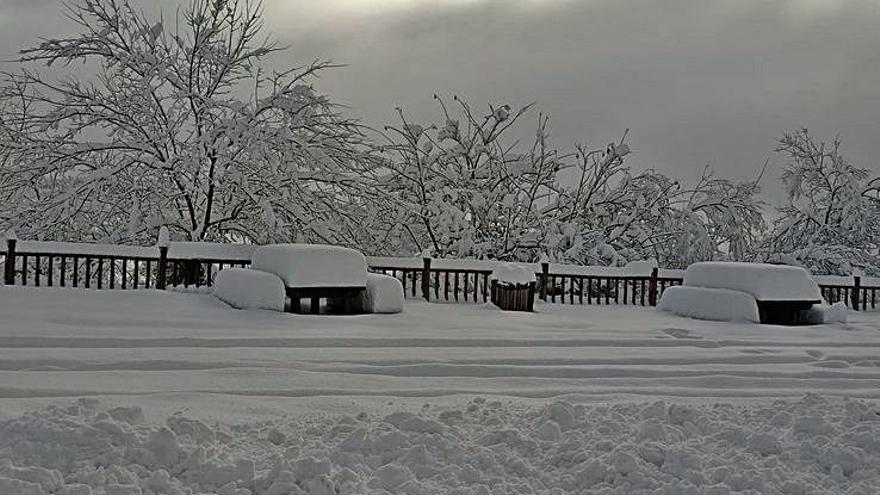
(756, 299), (821, 325)
(285, 286), (366, 314)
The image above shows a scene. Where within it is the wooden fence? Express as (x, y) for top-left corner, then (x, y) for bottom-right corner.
(2, 237), (877, 311)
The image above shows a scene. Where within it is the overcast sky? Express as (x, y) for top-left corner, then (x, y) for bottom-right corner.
(1, 0), (878, 200)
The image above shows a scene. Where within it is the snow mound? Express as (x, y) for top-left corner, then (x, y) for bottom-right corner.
(362, 273), (404, 314)
(252, 244), (367, 288)
(2, 395), (879, 495)
(212, 268), (285, 311)
(684, 262), (821, 301)
(807, 302), (849, 324)
(658, 285), (760, 323)
(490, 263), (537, 286)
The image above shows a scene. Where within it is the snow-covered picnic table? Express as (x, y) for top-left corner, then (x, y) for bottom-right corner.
(251, 244), (369, 314)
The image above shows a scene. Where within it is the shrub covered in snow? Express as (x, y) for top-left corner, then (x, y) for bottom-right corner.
(361, 273), (404, 314)
(684, 262), (821, 301)
(658, 285), (760, 323)
(252, 244), (367, 288)
(212, 268), (286, 312)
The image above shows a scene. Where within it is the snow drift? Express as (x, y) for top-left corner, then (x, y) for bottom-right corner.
(1, 395), (878, 495)
(212, 268), (286, 311)
(361, 273), (404, 314)
(658, 285), (761, 323)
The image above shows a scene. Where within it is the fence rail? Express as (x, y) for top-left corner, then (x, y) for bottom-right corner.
(2, 237), (877, 311)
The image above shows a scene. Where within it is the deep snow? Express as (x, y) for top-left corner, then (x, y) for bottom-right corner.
(0, 287), (879, 494)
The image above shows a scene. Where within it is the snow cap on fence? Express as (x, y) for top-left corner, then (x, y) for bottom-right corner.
(157, 226), (170, 248)
(3, 229), (16, 241)
(420, 248), (433, 259)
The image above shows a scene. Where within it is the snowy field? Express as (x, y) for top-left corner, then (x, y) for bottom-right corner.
(1, 287), (879, 494)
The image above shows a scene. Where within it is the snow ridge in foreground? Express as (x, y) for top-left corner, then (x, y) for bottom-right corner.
(1, 395), (878, 494)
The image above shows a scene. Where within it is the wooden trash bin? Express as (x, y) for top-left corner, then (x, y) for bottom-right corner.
(491, 280), (536, 312)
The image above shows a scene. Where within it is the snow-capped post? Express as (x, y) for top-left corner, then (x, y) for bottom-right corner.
(539, 254), (550, 301)
(852, 275), (861, 311)
(420, 249), (433, 301)
(156, 227), (170, 290)
(648, 267), (659, 306)
(3, 230), (17, 286)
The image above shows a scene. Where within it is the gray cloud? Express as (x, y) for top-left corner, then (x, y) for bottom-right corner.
(3, 0), (878, 200)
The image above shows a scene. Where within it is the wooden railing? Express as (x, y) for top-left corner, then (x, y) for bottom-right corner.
(2, 237), (877, 311)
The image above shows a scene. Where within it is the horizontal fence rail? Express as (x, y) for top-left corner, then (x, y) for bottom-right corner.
(2, 237), (877, 311)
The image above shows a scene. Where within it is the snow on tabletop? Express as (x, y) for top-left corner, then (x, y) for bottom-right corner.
(212, 268), (285, 311)
(657, 285), (760, 323)
(490, 262), (537, 285)
(684, 261), (822, 301)
(252, 243), (367, 288)
(362, 272), (404, 313)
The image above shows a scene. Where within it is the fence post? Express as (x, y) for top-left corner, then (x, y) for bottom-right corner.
(540, 261), (549, 301)
(156, 227), (170, 290)
(3, 232), (17, 286)
(421, 256), (432, 301)
(648, 267), (659, 306)
(852, 275), (861, 311)
(156, 246), (168, 290)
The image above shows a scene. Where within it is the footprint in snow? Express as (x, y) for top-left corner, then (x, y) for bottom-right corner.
(810, 360), (851, 369)
(806, 350), (824, 360)
(662, 328), (703, 340)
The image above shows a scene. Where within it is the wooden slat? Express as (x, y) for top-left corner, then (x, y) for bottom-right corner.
(35, 255), (41, 287)
(84, 257), (91, 288)
(60, 256), (66, 287)
(109, 258), (116, 289)
(72, 256), (79, 287)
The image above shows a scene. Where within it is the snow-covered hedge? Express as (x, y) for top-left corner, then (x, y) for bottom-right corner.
(658, 285), (760, 323)
(684, 262), (821, 301)
(361, 273), (404, 314)
(212, 268), (286, 311)
(252, 244), (367, 288)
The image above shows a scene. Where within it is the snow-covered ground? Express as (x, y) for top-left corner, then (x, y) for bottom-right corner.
(1, 287), (879, 494)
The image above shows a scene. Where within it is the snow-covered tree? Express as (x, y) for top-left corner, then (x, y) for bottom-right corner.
(0, 0), (369, 244)
(373, 96), (765, 267)
(764, 129), (880, 275)
(371, 96), (563, 259)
